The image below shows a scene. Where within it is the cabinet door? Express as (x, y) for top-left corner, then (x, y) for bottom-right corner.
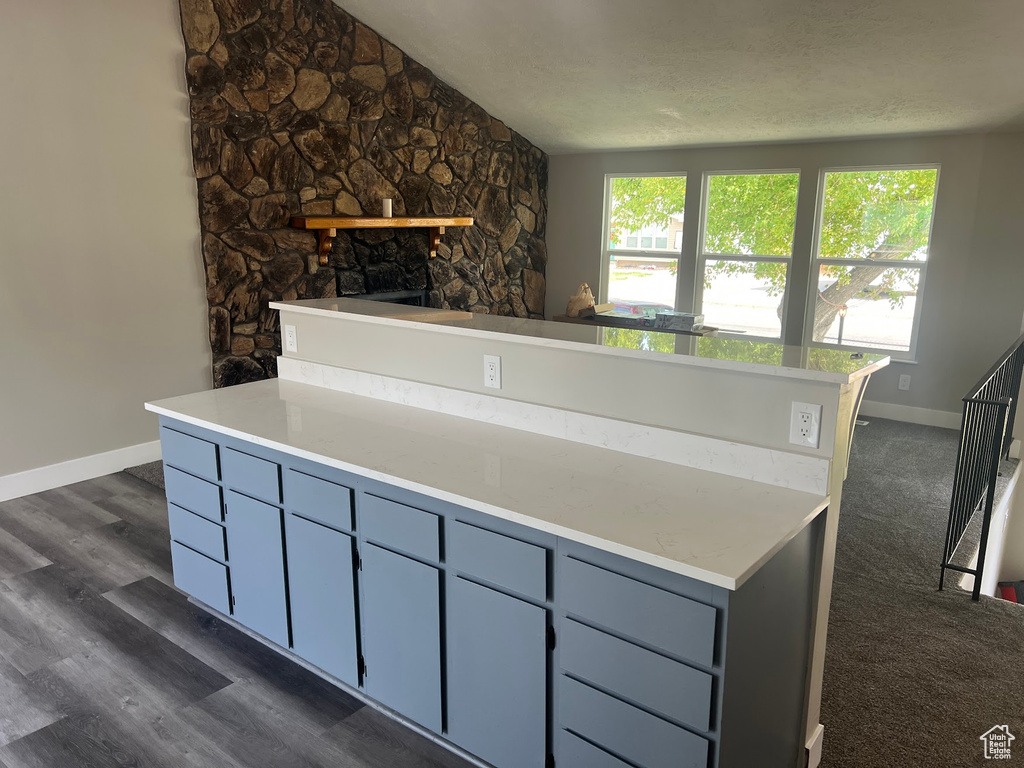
(447, 577), (547, 768)
(225, 491), (289, 648)
(360, 544), (441, 733)
(285, 515), (359, 686)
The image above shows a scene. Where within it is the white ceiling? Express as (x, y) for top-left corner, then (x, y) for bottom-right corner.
(334, 0), (1024, 154)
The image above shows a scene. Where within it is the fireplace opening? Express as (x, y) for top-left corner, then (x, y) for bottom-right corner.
(356, 289), (429, 306)
(334, 230), (433, 308)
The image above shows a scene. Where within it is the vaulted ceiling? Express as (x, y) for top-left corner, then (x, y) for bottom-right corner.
(334, 0), (1024, 154)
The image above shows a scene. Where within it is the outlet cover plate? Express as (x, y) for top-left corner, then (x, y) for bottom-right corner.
(898, 374), (911, 391)
(483, 354), (501, 389)
(284, 324), (298, 353)
(790, 402), (822, 448)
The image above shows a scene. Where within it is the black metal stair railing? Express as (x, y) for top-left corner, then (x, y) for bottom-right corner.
(939, 333), (1024, 601)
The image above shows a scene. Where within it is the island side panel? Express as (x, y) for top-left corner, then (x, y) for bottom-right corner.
(277, 309), (843, 458)
(802, 380), (862, 759)
(718, 515), (822, 768)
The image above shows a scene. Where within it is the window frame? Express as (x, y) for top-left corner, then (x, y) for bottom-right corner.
(600, 172), (687, 307)
(695, 168), (802, 343)
(803, 164), (941, 361)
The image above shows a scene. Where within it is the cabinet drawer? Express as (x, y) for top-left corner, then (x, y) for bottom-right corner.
(168, 504), (227, 562)
(285, 470), (354, 532)
(449, 522), (547, 601)
(160, 426), (219, 481)
(361, 495), (439, 562)
(560, 676), (709, 768)
(222, 448), (281, 504)
(165, 466), (222, 522)
(561, 619), (712, 732)
(558, 730), (632, 768)
(561, 556), (717, 668)
(170, 541), (231, 615)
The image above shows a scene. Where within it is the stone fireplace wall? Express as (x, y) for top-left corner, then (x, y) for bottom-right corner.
(179, 0), (549, 386)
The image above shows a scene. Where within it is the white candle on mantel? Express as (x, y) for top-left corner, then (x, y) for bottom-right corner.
(382, 198), (393, 218)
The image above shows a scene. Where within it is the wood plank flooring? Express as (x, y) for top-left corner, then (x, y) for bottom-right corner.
(0, 472), (473, 768)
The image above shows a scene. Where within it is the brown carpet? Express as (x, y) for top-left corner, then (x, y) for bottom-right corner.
(124, 460), (165, 490)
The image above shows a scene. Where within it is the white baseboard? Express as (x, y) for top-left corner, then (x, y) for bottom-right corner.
(806, 723), (824, 768)
(0, 441), (162, 503)
(859, 400), (961, 430)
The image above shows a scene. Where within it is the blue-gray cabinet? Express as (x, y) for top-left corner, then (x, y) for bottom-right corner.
(157, 417), (819, 768)
(446, 576), (547, 768)
(359, 543), (442, 733)
(285, 514), (359, 686)
(224, 490), (289, 648)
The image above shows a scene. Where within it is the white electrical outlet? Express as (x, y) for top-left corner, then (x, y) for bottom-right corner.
(790, 402), (823, 448)
(284, 324), (298, 353)
(483, 354), (502, 389)
(898, 374), (911, 391)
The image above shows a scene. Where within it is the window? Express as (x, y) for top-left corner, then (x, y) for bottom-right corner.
(598, 164), (941, 359)
(809, 167), (939, 355)
(697, 172), (800, 339)
(603, 174), (686, 310)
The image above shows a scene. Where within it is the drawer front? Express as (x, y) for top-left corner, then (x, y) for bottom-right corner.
(160, 426), (219, 481)
(558, 730), (632, 768)
(222, 448), (281, 504)
(560, 556), (717, 668)
(168, 504), (227, 562)
(560, 676), (709, 768)
(170, 541), (231, 615)
(285, 469), (354, 532)
(165, 466), (223, 522)
(449, 522), (547, 600)
(561, 619), (712, 732)
(360, 495), (440, 562)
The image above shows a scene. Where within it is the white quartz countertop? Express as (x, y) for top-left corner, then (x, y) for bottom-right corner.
(270, 298), (889, 385)
(147, 379), (829, 590)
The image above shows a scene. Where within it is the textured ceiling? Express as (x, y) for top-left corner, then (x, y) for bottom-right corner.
(333, 0), (1024, 154)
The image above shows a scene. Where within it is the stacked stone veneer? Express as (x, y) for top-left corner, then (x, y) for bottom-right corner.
(180, 0), (549, 386)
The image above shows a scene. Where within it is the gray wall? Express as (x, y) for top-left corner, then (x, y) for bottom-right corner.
(545, 133), (1024, 414)
(0, 0), (210, 476)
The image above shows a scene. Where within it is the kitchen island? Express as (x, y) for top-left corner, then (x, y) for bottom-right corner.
(147, 298), (887, 768)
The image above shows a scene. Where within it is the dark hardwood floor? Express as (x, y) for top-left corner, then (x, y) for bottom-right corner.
(0, 473), (473, 768)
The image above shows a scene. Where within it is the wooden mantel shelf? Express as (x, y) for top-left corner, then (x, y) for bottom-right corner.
(291, 216), (474, 264)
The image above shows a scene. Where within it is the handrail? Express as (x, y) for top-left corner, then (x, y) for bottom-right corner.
(940, 332), (1024, 601)
(966, 333), (1024, 400)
